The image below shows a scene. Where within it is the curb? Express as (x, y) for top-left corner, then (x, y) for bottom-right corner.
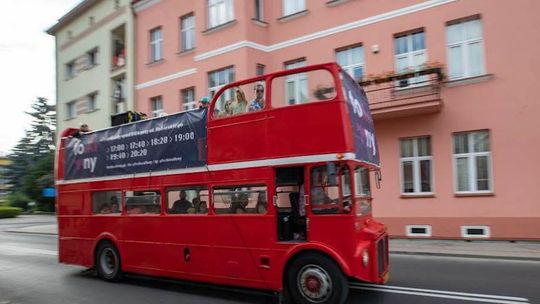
(390, 250), (540, 262)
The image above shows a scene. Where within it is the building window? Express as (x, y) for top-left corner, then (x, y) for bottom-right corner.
(453, 130), (491, 193)
(208, 0), (234, 28)
(66, 101), (76, 119)
(149, 27), (163, 62)
(181, 87), (196, 110)
(150, 96), (163, 117)
(208, 66), (235, 110)
(336, 44), (364, 81)
(447, 18), (484, 80)
(256, 63), (265, 76)
(87, 48), (98, 67)
(285, 59), (307, 105)
(87, 92), (98, 112)
(400, 137), (432, 194)
(395, 30), (426, 86)
(113, 76), (126, 114)
(180, 14), (195, 51)
(254, 0), (264, 21)
(283, 0), (305, 16)
(66, 61), (75, 79)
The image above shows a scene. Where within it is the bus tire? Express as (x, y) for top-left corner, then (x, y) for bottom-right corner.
(286, 253), (348, 304)
(96, 241), (123, 282)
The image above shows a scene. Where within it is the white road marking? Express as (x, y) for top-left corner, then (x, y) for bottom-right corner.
(350, 283), (529, 304)
(0, 244), (57, 256)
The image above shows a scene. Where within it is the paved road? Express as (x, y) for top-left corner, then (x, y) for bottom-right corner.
(0, 219), (539, 304)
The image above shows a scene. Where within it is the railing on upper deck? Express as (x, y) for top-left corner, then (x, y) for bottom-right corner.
(359, 67), (444, 120)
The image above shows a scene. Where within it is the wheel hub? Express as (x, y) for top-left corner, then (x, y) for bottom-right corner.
(298, 264), (332, 303)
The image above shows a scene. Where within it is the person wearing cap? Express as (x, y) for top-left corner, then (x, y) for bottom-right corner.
(199, 96), (210, 109)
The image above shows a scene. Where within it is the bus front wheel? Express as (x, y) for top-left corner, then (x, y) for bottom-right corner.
(286, 253), (348, 304)
(96, 241), (123, 282)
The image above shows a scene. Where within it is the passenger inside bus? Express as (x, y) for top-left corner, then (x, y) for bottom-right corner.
(171, 190), (192, 214)
(248, 82), (265, 112)
(232, 87), (247, 115)
(229, 190), (249, 213)
(311, 168), (331, 205)
(99, 203), (111, 214)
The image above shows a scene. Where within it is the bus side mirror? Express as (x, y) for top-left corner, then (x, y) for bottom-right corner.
(327, 162), (337, 186)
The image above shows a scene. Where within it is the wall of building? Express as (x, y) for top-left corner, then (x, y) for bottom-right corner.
(130, 0), (539, 239)
(52, 0), (135, 134)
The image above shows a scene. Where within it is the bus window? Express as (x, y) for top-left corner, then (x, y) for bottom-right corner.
(310, 165), (352, 215)
(92, 191), (122, 214)
(125, 190), (161, 214)
(271, 68), (336, 108)
(213, 186), (267, 214)
(355, 167), (372, 215)
(212, 81), (266, 119)
(166, 186), (209, 214)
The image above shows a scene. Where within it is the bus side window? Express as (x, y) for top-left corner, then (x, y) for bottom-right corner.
(92, 191), (122, 214)
(271, 68), (336, 108)
(166, 186), (209, 214)
(125, 190), (161, 214)
(212, 186), (267, 214)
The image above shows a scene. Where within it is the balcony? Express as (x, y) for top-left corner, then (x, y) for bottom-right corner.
(359, 67), (444, 120)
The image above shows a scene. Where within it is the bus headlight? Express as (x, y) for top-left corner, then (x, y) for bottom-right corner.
(362, 250), (369, 267)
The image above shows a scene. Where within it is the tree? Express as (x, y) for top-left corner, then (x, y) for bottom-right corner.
(6, 97), (56, 211)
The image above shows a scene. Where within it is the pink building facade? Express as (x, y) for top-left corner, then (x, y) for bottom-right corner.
(133, 0), (540, 239)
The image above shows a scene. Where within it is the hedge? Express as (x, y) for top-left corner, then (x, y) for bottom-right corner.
(0, 206), (22, 218)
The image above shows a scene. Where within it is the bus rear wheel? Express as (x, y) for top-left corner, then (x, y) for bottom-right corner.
(96, 241), (123, 282)
(286, 253), (348, 304)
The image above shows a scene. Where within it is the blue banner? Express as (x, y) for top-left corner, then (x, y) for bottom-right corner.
(341, 71), (380, 167)
(64, 109), (208, 180)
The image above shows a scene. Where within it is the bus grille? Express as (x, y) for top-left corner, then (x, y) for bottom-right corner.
(377, 235), (389, 276)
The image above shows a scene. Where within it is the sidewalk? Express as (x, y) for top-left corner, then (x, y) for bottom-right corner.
(4, 219), (540, 261)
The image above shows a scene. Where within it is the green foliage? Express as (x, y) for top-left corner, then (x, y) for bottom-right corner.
(0, 206), (22, 218)
(7, 192), (30, 210)
(5, 97), (56, 212)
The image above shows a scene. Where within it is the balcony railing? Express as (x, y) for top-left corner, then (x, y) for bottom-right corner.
(359, 67), (444, 120)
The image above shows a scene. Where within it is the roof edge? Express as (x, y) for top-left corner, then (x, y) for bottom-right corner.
(46, 0), (100, 35)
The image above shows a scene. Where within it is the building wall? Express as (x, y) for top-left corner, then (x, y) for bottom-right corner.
(0, 158), (11, 203)
(133, 0), (540, 239)
(51, 0), (135, 134)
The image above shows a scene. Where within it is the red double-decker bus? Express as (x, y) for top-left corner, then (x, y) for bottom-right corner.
(55, 63), (388, 304)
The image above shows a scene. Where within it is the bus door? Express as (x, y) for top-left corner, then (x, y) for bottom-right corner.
(274, 166), (306, 242)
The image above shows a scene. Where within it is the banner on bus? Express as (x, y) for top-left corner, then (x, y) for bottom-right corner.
(341, 71), (380, 167)
(64, 109), (208, 180)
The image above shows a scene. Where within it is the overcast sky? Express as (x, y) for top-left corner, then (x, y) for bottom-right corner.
(0, 0), (81, 156)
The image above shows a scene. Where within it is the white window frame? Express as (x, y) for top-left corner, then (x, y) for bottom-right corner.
(336, 45), (365, 81)
(208, 0), (234, 28)
(461, 225), (490, 238)
(149, 27), (162, 62)
(87, 92), (98, 112)
(285, 60), (307, 105)
(394, 31), (427, 87)
(453, 131), (492, 194)
(283, 0), (305, 16)
(180, 14), (195, 51)
(254, 0), (264, 21)
(66, 101), (76, 120)
(400, 137), (433, 195)
(208, 66), (235, 110)
(151, 96), (163, 117)
(66, 61), (75, 79)
(446, 18), (485, 80)
(181, 87), (196, 111)
(406, 225), (432, 237)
